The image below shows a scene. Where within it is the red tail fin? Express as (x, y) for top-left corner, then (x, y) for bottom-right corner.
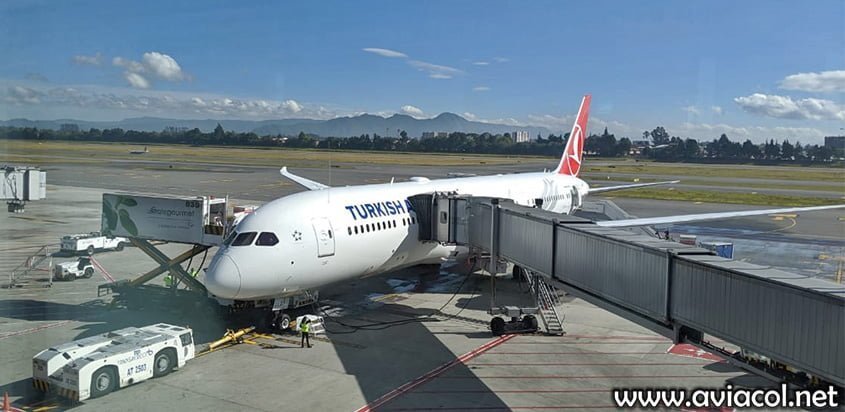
(554, 95), (591, 176)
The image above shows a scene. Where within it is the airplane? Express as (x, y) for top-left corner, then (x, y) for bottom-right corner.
(204, 95), (844, 328)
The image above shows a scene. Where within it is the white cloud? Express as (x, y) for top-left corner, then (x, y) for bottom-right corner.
(473, 86), (491, 92)
(711, 106), (723, 115)
(462, 112), (478, 121)
(734, 93), (845, 121)
(779, 70), (845, 93)
(112, 57), (145, 73)
(493, 57), (509, 63)
(112, 52), (188, 88)
(408, 60), (463, 79)
(141, 52), (186, 81)
(123, 72), (150, 89)
(362, 48), (408, 58)
(0, 81), (318, 120)
(681, 105), (700, 115)
(5, 85), (43, 104)
(472, 61), (489, 66)
(401, 105), (424, 117)
(72, 53), (102, 66)
(281, 99), (302, 113)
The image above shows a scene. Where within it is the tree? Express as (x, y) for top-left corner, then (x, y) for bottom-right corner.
(650, 127), (670, 145)
(741, 140), (760, 159)
(214, 123), (225, 137)
(781, 140), (794, 159)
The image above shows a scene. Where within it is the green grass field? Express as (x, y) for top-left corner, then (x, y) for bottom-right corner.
(1, 138), (842, 206)
(598, 187), (841, 207)
(583, 163), (844, 183)
(0, 139), (549, 167)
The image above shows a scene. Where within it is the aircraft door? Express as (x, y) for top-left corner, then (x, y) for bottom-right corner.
(311, 217), (335, 257)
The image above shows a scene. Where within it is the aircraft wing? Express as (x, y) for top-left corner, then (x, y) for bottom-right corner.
(280, 167), (329, 191)
(595, 204), (845, 228)
(589, 180), (680, 194)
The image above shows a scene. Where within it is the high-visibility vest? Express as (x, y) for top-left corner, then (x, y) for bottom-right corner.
(301, 323), (310, 333)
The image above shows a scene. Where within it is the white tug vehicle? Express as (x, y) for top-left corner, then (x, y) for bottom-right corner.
(32, 324), (195, 401)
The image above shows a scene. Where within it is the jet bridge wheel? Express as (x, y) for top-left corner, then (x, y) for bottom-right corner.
(512, 265), (525, 281)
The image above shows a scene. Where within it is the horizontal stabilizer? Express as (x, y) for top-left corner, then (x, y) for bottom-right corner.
(589, 180), (680, 194)
(596, 204), (845, 228)
(280, 167), (329, 191)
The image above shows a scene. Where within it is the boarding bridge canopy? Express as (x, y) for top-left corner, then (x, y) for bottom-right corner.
(410, 193), (845, 387)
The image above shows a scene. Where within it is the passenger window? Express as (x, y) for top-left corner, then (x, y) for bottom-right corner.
(348, 227), (352, 236)
(328, 230), (333, 239)
(232, 232), (257, 246)
(355, 226), (359, 234)
(256, 232), (279, 246)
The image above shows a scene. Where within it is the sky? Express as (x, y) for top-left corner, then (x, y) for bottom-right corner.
(1, 0), (843, 144)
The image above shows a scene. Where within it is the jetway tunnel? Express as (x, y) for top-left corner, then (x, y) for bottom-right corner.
(409, 193), (845, 388)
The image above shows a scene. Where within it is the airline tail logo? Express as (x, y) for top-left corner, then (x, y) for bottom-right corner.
(555, 95), (591, 176)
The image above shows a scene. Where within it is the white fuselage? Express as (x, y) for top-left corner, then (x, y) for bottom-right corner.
(204, 171), (589, 301)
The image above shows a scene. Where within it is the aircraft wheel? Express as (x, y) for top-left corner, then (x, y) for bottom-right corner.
(490, 316), (506, 336)
(273, 312), (292, 332)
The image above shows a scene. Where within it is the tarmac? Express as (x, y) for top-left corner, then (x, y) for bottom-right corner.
(0, 161), (842, 411)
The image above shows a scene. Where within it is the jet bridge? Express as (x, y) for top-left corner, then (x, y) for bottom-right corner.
(411, 193), (845, 388)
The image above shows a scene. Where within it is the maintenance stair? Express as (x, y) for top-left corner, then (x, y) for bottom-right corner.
(7, 244), (55, 288)
(524, 269), (565, 335)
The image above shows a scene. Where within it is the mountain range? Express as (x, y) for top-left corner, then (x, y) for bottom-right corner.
(0, 113), (553, 139)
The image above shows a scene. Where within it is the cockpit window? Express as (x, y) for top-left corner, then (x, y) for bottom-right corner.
(256, 232), (279, 246)
(232, 232), (257, 246)
(223, 231), (238, 246)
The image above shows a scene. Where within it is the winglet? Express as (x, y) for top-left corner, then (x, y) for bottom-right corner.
(280, 167), (330, 191)
(553, 95), (591, 176)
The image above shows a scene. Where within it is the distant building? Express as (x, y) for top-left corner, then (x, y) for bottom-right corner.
(59, 123), (79, 133)
(421, 132), (448, 139)
(512, 130), (530, 143)
(824, 136), (845, 153)
(163, 126), (189, 134)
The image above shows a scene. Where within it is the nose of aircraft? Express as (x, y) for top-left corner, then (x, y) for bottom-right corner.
(204, 255), (242, 299)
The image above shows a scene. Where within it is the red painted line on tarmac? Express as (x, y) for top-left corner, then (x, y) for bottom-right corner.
(667, 344), (726, 362)
(504, 341), (668, 344)
(354, 334), (516, 412)
(513, 335), (669, 341)
(483, 351), (666, 355)
(0, 320), (73, 340)
(465, 362), (711, 366)
(437, 375), (720, 379)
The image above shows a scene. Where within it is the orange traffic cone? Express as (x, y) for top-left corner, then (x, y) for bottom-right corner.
(2, 391), (10, 412)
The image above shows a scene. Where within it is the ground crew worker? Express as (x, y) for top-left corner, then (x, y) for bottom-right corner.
(300, 318), (312, 348)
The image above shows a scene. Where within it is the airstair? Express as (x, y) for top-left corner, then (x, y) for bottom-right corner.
(523, 268), (565, 335)
(7, 244), (54, 288)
